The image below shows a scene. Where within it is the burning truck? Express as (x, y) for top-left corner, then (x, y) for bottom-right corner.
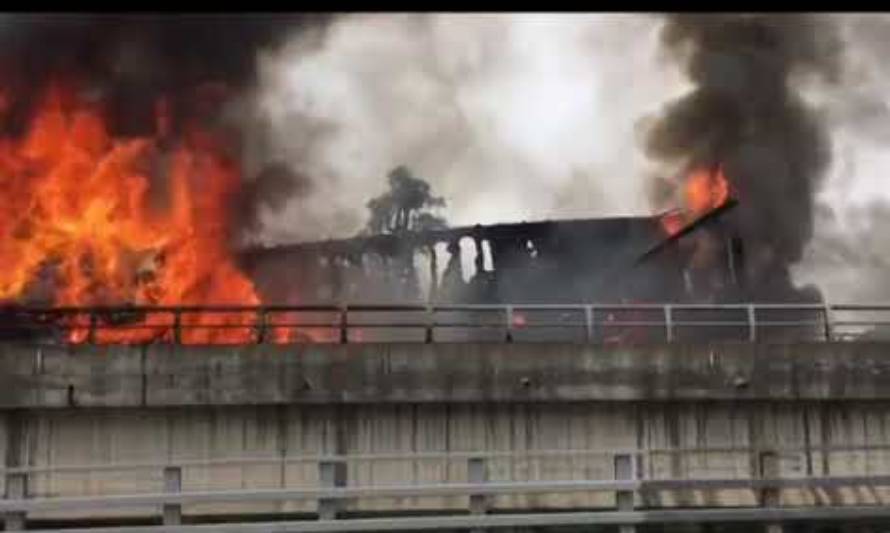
(0, 14), (842, 344)
(0, 79), (823, 345)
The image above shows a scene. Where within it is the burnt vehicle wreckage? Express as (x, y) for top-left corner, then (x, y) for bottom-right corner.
(0, 194), (836, 344)
(243, 199), (746, 307)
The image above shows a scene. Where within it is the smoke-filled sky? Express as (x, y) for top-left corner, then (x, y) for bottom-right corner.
(243, 13), (890, 303)
(252, 14), (688, 240)
(2, 13), (889, 303)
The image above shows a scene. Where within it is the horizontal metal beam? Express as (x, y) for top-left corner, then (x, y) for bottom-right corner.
(7, 474), (890, 513)
(0, 480), (641, 512)
(6, 441), (890, 476)
(23, 506), (890, 532)
(3, 300), (890, 346)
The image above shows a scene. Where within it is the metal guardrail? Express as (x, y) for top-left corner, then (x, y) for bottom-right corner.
(5, 302), (890, 345)
(6, 444), (890, 530)
(20, 508), (890, 533)
(2, 442), (887, 477)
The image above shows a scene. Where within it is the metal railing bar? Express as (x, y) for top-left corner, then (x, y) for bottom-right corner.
(7, 474), (890, 513)
(0, 480), (643, 512)
(21, 302), (890, 315)
(8, 442), (890, 476)
(10, 302), (890, 345)
(21, 506), (890, 532)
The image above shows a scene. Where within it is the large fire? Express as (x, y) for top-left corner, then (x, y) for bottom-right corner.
(660, 166), (730, 236)
(0, 83), (279, 344)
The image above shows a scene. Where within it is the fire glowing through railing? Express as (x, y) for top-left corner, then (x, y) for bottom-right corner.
(0, 303), (886, 345)
(0, 83), (309, 345)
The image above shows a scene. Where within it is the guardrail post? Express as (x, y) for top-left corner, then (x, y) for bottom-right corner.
(614, 453), (636, 533)
(758, 451), (782, 533)
(425, 305), (434, 344)
(664, 305), (673, 342)
(748, 305), (757, 342)
(87, 311), (98, 345)
(339, 306), (348, 344)
(319, 460), (345, 520)
(585, 306), (594, 343)
(162, 466), (182, 525)
(172, 310), (182, 345)
(468, 456), (488, 533)
(504, 306), (514, 343)
(823, 303), (834, 342)
(4, 472), (27, 530)
(255, 308), (267, 344)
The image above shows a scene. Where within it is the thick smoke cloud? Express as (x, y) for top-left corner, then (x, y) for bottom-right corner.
(791, 14), (890, 303)
(0, 14), (329, 115)
(251, 14), (681, 244)
(644, 14), (842, 301)
(7, 14), (890, 305)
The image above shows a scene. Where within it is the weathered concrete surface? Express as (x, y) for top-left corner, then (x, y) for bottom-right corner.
(2, 342), (890, 523)
(10, 401), (890, 520)
(0, 342), (889, 408)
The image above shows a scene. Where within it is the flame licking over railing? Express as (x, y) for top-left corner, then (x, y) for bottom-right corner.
(0, 82), (304, 344)
(660, 166), (731, 236)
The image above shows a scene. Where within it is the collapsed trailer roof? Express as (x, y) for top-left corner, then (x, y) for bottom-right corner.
(239, 201), (741, 305)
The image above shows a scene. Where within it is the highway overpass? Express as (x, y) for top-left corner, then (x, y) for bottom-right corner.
(0, 303), (889, 532)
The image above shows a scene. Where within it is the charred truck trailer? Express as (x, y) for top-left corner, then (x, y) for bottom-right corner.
(241, 200), (776, 306)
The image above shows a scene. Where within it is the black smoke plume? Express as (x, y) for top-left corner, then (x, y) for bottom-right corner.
(0, 13), (332, 135)
(645, 14), (842, 302)
(0, 13), (334, 244)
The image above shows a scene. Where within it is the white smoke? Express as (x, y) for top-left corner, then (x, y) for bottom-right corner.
(248, 13), (890, 305)
(251, 13), (687, 243)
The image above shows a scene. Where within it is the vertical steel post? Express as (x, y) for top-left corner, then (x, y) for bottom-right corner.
(4, 472), (27, 531)
(318, 460), (345, 520)
(505, 306), (514, 343)
(425, 305), (434, 344)
(256, 308), (267, 344)
(759, 451), (782, 533)
(339, 306), (348, 344)
(748, 304), (757, 342)
(468, 456), (488, 533)
(162, 466), (182, 526)
(823, 303), (834, 342)
(664, 305), (674, 343)
(87, 311), (98, 345)
(614, 453), (636, 533)
(173, 310), (182, 345)
(585, 305), (594, 343)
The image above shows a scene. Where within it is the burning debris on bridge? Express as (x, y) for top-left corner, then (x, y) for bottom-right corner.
(0, 14), (856, 344)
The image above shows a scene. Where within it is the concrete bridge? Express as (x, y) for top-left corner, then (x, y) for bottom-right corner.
(1, 303), (890, 532)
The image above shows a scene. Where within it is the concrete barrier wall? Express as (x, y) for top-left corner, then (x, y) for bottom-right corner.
(0, 342), (889, 408)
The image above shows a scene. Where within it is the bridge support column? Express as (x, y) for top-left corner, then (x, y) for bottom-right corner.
(162, 466), (182, 525)
(615, 453), (636, 533)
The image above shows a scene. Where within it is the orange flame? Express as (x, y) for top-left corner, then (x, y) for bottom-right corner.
(660, 166), (730, 236)
(0, 83), (298, 344)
